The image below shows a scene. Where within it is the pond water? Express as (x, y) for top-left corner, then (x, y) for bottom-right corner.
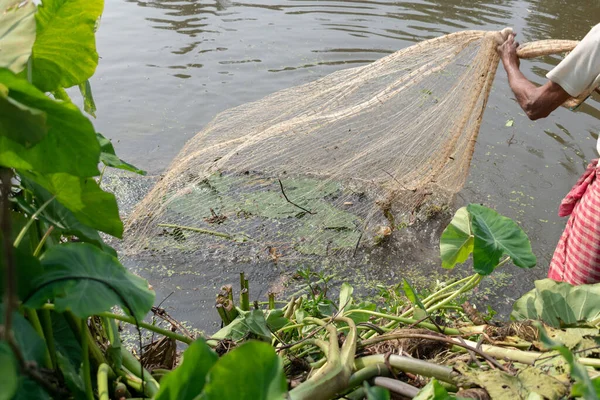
(92, 0), (600, 331)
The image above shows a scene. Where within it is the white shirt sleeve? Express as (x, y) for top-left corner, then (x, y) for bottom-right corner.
(547, 23), (600, 97)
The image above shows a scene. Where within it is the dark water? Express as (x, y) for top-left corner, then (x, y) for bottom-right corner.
(92, 0), (600, 331)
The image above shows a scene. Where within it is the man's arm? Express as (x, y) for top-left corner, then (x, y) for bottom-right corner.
(497, 34), (571, 120)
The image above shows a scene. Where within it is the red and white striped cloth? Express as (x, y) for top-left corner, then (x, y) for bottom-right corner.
(548, 159), (600, 284)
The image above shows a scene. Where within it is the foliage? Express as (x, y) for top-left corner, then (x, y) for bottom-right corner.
(157, 339), (286, 400)
(512, 278), (600, 328)
(413, 379), (451, 400)
(440, 204), (536, 275)
(536, 323), (600, 399)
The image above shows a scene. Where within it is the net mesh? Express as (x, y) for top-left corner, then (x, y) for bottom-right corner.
(123, 31), (577, 262)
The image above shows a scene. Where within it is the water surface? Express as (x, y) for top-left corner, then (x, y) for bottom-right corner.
(93, 0), (600, 329)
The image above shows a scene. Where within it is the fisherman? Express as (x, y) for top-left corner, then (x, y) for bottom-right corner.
(497, 24), (600, 284)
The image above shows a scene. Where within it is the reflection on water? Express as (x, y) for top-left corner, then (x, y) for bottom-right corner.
(94, 0), (600, 320)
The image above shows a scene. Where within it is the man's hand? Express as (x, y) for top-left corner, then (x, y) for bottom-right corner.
(497, 33), (520, 68)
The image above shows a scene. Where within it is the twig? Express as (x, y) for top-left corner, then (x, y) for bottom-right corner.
(278, 179), (315, 215)
(150, 291), (175, 343)
(379, 168), (410, 191)
(352, 231), (363, 258)
(1, 168), (15, 338)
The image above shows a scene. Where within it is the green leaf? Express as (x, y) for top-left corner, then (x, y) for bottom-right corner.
(0, 85), (47, 147)
(25, 242), (155, 320)
(339, 282), (353, 312)
(212, 309), (272, 342)
(18, 176), (117, 254)
(155, 338), (218, 400)
(265, 309), (289, 332)
(512, 279), (600, 328)
(31, 0), (104, 92)
(467, 204), (536, 275)
(0, 310), (50, 400)
(403, 278), (426, 310)
(536, 323), (599, 399)
(440, 207), (473, 269)
(363, 382), (390, 400)
(505, 119), (514, 127)
(79, 80), (96, 117)
(56, 351), (86, 399)
(0, 0), (36, 73)
(199, 341), (287, 400)
(20, 170), (123, 237)
(97, 133), (146, 175)
(0, 341), (18, 400)
(0, 69), (101, 177)
(413, 378), (451, 400)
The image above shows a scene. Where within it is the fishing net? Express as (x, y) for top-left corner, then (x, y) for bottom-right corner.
(123, 30), (578, 262)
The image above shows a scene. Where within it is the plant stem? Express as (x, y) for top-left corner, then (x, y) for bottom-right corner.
(39, 309), (58, 370)
(344, 309), (460, 335)
(426, 274), (482, 314)
(355, 355), (456, 385)
(373, 377), (419, 397)
(121, 348), (160, 397)
(81, 319), (95, 400)
(417, 274), (475, 310)
(44, 304), (194, 345)
(63, 311), (111, 372)
(13, 195), (56, 248)
(268, 292), (275, 310)
(98, 165), (107, 186)
(347, 363), (391, 388)
(33, 226), (54, 257)
(97, 363), (111, 400)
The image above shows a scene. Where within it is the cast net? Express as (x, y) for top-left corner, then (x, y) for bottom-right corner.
(123, 30), (578, 262)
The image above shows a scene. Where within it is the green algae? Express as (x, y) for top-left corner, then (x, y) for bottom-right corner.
(158, 172), (363, 256)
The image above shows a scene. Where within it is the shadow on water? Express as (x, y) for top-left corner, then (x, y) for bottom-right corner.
(96, 0), (600, 330)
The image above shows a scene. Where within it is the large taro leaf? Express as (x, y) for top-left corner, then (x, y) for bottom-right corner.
(512, 279), (600, 328)
(455, 361), (568, 399)
(97, 133), (146, 175)
(0, 69), (101, 177)
(31, 0), (104, 92)
(155, 338), (218, 400)
(0, 83), (47, 147)
(199, 341), (287, 400)
(24, 242), (154, 321)
(440, 206), (473, 269)
(18, 176), (117, 254)
(0, 310), (50, 400)
(0, 0), (36, 73)
(467, 204), (536, 275)
(19, 170), (123, 238)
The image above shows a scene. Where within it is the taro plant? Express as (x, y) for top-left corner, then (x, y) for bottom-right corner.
(0, 0), (288, 399)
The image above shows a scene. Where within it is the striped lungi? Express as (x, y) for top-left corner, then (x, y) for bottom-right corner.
(548, 159), (600, 284)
